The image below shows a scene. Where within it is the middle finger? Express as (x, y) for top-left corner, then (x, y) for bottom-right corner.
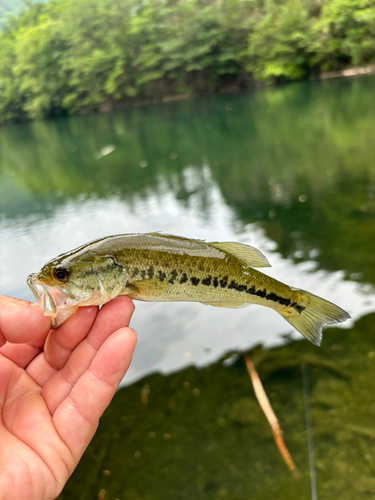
(26, 306), (98, 387)
(42, 296), (134, 414)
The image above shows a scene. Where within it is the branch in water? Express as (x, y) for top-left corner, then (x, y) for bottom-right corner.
(243, 351), (297, 475)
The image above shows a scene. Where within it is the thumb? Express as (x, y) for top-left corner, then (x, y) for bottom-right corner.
(0, 296), (51, 347)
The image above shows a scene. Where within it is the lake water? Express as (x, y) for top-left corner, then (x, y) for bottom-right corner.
(2, 75), (375, 500)
(1, 75), (375, 385)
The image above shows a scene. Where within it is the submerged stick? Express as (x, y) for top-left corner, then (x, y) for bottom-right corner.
(243, 351), (297, 475)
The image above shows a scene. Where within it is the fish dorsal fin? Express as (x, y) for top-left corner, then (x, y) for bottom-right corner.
(208, 241), (271, 268)
(146, 232), (205, 243)
(142, 233), (270, 267)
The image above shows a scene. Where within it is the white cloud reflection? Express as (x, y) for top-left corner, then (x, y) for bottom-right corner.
(1, 172), (373, 386)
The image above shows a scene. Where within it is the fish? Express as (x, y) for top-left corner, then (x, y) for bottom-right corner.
(27, 232), (350, 345)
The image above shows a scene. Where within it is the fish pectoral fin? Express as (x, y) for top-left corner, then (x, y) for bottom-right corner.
(201, 301), (251, 309)
(208, 241), (271, 268)
(122, 279), (167, 299)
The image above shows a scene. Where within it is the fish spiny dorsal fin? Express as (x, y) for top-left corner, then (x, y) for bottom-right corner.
(208, 241), (271, 268)
(146, 232), (205, 242)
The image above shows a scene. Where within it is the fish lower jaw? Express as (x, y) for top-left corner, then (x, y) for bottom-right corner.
(50, 306), (79, 329)
(49, 295), (115, 328)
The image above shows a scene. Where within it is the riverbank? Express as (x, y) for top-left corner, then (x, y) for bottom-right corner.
(318, 64), (375, 80)
(92, 63), (375, 115)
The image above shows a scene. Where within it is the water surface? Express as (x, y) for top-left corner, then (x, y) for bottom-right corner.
(1, 75), (375, 498)
(1, 75), (374, 382)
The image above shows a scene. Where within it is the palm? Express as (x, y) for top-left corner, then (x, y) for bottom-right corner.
(0, 296), (136, 500)
(0, 369), (63, 500)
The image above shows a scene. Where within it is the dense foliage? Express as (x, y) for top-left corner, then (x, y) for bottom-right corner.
(0, 0), (375, 123)
(0, 0), (46, 27)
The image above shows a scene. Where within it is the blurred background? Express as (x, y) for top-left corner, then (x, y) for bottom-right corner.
(1, 0), (375, 499)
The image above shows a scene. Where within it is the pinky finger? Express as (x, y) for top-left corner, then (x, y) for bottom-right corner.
(52, 327), (137, 459)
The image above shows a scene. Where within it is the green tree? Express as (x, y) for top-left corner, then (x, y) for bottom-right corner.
(246, 0), (311, 82)
(309, 0), (375, 69)
(0, 0), (47, 27)
(57, 0), (138, 112)
(14, 13), (67, 119)
(132, 0), (253, 93)
(0, 32), (23, 123)
(1, 0), (375, 123)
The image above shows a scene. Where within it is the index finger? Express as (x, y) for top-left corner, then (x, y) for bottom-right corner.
(0, 295), (51, 347)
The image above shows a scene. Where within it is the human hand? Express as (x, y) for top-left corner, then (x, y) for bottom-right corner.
(0, 295), (136, 500)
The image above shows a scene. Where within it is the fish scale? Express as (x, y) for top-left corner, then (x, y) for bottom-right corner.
(123, 252), (292, 309)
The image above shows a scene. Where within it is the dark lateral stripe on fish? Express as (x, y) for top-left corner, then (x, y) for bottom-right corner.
(157, 270), (166, 281)
(228, 280), (247, 292)
(220, 277), (228, 288)
(179, 273), (188, 284)
(132, 267), (139, 278)
(168, 270), (178, 284)
(266, 292), (280, 302)
(277, 297), (291, 306)
(292, 302), (306, 313)
(221, 277), (300, 311)
(150, 268), (301, 313)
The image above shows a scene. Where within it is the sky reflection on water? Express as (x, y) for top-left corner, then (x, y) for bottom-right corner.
(1, 76), (375, 385)
(1, 164), (372, 385)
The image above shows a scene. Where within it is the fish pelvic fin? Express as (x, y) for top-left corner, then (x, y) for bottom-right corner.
(280, 289), (350, 346)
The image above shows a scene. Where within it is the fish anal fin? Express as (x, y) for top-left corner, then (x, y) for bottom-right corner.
(201, 301), (251, 309)
(208, 241), (271, 268)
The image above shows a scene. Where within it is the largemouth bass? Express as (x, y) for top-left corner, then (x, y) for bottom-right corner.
(27, 232), (350, 345)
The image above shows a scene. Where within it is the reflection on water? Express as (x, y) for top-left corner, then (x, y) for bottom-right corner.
(59, 313), (375, 500)
(1, 75), (375, 281)
(1, 75), (375, 498)
(1, 166), (373, 384)
(1, 76), (375, 382)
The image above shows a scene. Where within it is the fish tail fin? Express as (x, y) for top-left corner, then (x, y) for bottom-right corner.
(280, 289), (350, 346)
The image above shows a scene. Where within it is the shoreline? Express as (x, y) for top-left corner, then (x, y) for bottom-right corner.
(96, 64), (375, 113)
(2, 64), (375, 126)
(315, 63), (375, 80)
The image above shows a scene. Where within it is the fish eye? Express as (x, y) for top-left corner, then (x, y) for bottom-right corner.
(53, 268), (70, 283)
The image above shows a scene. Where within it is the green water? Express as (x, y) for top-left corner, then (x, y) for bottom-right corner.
(59, 314), (375, 500)
(1, 75), (375, 498)
(1, 76), (375, 285)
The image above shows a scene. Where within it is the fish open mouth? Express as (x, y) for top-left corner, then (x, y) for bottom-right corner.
(27, 273), (71, 326)
(27, 274), (56, 315)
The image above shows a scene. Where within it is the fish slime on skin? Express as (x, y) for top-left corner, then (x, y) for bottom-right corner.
(27, 232), (350, 345)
